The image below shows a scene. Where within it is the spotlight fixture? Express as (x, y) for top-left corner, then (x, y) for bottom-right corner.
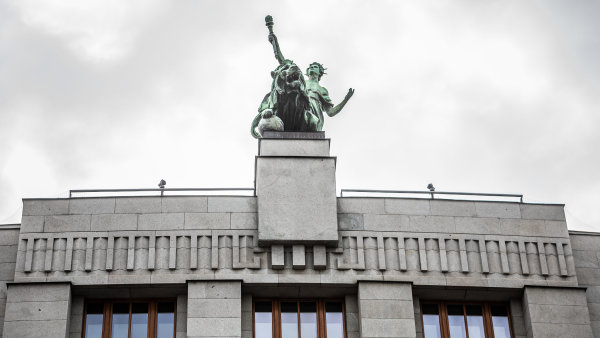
(427, 183), (435, 192)
(158, 179), (166, 189)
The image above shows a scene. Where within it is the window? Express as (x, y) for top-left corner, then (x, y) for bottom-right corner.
(253, 300), (346, 338)
(421, 302), (513, 338)
(83, 300), (176, 338)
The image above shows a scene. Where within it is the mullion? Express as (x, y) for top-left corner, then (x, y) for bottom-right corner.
(483, 304), (493, 338)
(297, 301), (301, 338)
(104, 303), (113, 338)
(463, 304), (470, 338)
(319, 300), (325, 338)
(441, 303), (450, 338)
(148, 301), (155, 338)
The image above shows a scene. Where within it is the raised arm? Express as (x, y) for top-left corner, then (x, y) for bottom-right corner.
(327, 88), (355, 117)
(265, 15), (285, 65)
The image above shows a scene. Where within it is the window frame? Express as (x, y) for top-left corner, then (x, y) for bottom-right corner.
(420, 301), (514, 338)
(252, 298), (347, 338)
(82, 298), (177, 338)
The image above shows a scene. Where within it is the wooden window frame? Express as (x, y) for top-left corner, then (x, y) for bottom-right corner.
(82, 299), (177, 338)
(420, 301), (514, 338)
(252, 299), (347, 338)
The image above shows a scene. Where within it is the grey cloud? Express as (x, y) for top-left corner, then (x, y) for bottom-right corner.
(1, 1), (599, 231)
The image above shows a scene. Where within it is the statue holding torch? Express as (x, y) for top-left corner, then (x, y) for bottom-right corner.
(251, 15), (354, 138)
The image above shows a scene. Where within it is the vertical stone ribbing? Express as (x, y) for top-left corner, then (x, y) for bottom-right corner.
(64, 237), (73, 272)
(84, 236), (93, 272)
(211, 236), (219, 269)
(271, 245), (284, 270)
(44, 237), (54, 272)
(418, 238), (427, 272)
(518, 241), (529, 275)
(537, 241), (549, 276)
(105, 236), (114, 271)
(478, 239), (488, 273)
(438, 238), (448, 272)
(169, 236), (177, 270)
(292, 245), (305, 269)
(398, 236), (407, 271)
(377, 236), (386, 271)
(459, 239), (469, 272)
(499, 240), (510, 274)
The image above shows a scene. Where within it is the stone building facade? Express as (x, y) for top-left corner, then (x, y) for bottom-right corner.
(0, 134), (598, 337)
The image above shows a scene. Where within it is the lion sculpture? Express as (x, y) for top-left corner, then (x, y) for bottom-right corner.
(251, 60), (319, 138)
(250, 16), (354, 138)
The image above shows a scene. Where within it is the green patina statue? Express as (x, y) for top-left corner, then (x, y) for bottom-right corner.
(251, 15), (354, 138)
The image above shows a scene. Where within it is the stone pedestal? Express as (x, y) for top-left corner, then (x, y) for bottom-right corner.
(255, 132), (338, 245)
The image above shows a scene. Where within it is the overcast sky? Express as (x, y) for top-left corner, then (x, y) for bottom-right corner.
(1, 0), (599, 231)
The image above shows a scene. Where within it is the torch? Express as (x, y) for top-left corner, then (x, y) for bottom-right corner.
(265, 15), (274, 34)
(265, 15), (283, 64)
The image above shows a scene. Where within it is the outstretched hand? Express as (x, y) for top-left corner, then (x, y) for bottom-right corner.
(345, 88), (355, 101)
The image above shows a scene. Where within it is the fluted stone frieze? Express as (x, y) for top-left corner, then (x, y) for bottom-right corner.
(14, 229), (577, 288)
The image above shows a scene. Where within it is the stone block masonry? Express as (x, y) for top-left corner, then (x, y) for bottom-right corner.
(3, 282), (72, 338)
(570, 232), (600, 337)
(522, 286), (592, 337)
(0, 227), (19, 338)
(20, 196), (257, 233)
(358, 281), (416, 338)
(187, 280), (241, 338)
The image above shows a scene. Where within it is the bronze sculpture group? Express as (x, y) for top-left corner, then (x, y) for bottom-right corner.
(251, 15), (354, 138)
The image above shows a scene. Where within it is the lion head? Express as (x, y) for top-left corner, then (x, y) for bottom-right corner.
(271, 60), (306, 95)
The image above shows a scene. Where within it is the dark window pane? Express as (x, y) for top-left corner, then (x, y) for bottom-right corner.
(111, 303), (129, 338)
(465, 305), (483, 316)
(422, 304), (439, 315)
(325, 302), (344, 338)
(447, 305), (466, 338)
(325, 302), (343, 313)
(281, 302), (298, 313)
(255, 301), (272, 312)
(281, 302), (298, 338)
(466, 305), (484, 338)
(157, 302), (175, 338)
(158, 302), (175, 313)
(130, 303), (148, 338)
(491, 305), (508, 317)
(491, 306), (511, 338)
(447, 304), (463, 316)
(300, 302), (316, 313)
(255, 302), (273, 338)
(300, 302), (317, 338)
(85, 303), (104, 338)
(422, 304), (441, 338)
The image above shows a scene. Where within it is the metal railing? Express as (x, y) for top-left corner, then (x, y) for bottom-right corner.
(69, 188), (255, 198)
(340, 189), (523, 203)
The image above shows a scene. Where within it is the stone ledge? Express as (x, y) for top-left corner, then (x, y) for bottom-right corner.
(262, 131), (325, 139)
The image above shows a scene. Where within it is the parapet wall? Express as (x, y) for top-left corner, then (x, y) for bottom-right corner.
(12, 196), (577, 289)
